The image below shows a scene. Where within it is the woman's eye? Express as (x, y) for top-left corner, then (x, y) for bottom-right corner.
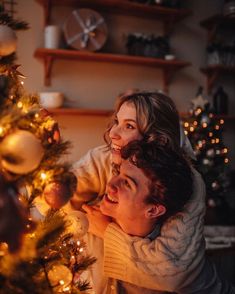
(126, 123), (134, 129)
(113, 118), (118, 125)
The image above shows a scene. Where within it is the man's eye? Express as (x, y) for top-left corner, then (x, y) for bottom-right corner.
(124, 179), (131, 189)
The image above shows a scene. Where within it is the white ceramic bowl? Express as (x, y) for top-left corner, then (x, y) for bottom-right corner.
(39, 92), (64, 108)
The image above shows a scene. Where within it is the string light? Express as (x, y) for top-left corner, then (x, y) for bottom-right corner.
(215, 125), (220, 130)
(224, 158), (229, 164)
(209, 113), (214, 118)
(193, 121), (198, 126)
(220, 119), (224, 125)
(223, 148), (228, 154)
(35, 113), (39, 119)
(40, 172), (47, 180)
(0, 126), (4, 136)
(202, 122), (207, 128)
(184, 130), (188, 135)
(215, 138), (220, 143)
(184, 122), (189, 128)
(59, 280), (65, 285)
(17, 101), (23, 108)
(189, 126), (194, 132)
(208, 132), (213, 137)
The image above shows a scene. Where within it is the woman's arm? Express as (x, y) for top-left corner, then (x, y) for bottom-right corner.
(70, 145), (111, 210)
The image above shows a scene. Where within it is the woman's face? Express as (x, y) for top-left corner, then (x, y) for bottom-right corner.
(109, 102), (143, 164)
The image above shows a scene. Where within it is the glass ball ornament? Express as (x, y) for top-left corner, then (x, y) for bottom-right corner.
(0, 130), (44, 174)
(48, 264), (72, 291)
(65, 211), (89, 238)
(206, 149), (215, 158)
(0, 25), (17, 56)
(43, 181), (72, 209)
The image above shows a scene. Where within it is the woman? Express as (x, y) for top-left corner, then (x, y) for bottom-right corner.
(71, 92), (206, 292)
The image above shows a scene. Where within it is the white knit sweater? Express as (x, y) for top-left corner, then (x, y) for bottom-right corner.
(72, 145), (206, 292)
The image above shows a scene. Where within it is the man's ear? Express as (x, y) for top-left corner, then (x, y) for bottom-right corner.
(145, 204), (166, 219)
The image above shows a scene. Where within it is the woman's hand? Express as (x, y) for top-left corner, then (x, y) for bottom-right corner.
(82, 204), (112, 239)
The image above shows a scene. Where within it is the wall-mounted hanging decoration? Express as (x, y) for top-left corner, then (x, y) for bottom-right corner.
(63, 8), (108, 52)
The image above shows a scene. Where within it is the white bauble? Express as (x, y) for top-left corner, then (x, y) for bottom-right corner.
(65, 211), (89, 238)
(0, 130), (44, 174)
(0, 25), (17, 56)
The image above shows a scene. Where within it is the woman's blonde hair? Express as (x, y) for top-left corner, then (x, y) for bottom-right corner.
(104, 92), (181, 152)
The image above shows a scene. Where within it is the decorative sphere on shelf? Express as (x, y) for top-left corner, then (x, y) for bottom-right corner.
(43, 181), (72, 209)
(0, 25), (17, 56)
(0, 130), (44, 174)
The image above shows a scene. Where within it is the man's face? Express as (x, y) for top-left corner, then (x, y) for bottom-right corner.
(100, 159), (151, 235)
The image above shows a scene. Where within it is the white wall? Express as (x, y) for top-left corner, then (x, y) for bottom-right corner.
(16, 0), (234, 165)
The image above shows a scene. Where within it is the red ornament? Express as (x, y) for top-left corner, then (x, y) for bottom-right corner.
(43, 181), (72, 209)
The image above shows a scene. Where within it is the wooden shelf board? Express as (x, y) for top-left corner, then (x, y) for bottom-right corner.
(200, 14), (235, 30)
(48, 108), (113, 117)
(200, 65), (235, 75)
(46, 108), (235, 121)
(35, 48), (191, 69)
(36, 0), (191, 21)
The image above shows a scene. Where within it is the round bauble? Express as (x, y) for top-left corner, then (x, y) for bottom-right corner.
(0, 130), (44, 174)
(65, 211), (89, 238)
(48, 264), (72, 291)
(0, 25), (17, 56)
(43, 181), (72, 209)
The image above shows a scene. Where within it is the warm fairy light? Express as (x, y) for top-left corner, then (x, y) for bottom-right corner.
(184, 130), (188, 135)
(209, 113), (214, 118)
(59, 280), (65, 285)
(202, 122), (207, 128)
(9, 95), (14, 100)
(30, 233), (35, 238)
(40, 172), (47, 180)
(79, 247), (84, 253)
(0, 126), (4, 136)
(223, 148), (228, 153)
(17, 101), (23, 108)
(216, 150), (220, 155)
(209, 132), (213, 137)
(189, 126), (194, 132)
(77, 241), (81, 246)
(195, 108), (202, 115)
(211, 139), (215, 144)
(198, 142), (203, 148)
(193, 121), (198, 126)
(184, 122), (189, 128)
(21, 81), (24, 85)
(35, 113), (39, 118)
(224, 158), (229, 163)
(63, 287), (71, 292)
(215, 125), (220, 130)
(220, 119), (224, 125)
(215, 138), (220, 143)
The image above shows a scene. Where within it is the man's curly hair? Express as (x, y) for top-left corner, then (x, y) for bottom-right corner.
(121, 140), (193, 222)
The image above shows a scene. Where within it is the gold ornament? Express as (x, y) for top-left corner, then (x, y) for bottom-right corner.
(48, 264), (73, 292)
(0, 130), (44, 174)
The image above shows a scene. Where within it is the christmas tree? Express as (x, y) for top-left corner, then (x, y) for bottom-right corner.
(0, 4), (95, 293)
(183, 86), (234, 224)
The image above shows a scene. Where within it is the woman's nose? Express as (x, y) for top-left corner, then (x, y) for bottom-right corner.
(109, 124), (121, 140)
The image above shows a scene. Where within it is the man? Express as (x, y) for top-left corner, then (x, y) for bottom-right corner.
(84, 140), (193, 293)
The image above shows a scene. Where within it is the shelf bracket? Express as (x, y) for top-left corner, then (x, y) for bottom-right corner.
(207, 70), (219, 94)
(42, 0), (51, 25)
(44, 56), (53, 86)
(162, 69), (174, 94)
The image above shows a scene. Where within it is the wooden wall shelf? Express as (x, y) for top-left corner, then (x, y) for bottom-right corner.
(200, 65), (235, 93)
(34, 48), (191, 92)
(200, 14), (235, 42)
(36, 0), (191, 34)
(48, 108), (235, 121)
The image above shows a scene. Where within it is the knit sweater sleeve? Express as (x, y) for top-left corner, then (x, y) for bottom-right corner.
(103, 168), (206, 291)
(70, 145), (111, 209)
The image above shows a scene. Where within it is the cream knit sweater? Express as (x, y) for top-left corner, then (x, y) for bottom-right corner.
(72, 145), (206, 292)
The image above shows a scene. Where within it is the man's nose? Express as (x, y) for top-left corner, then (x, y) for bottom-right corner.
(107, 177), (118, 193)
